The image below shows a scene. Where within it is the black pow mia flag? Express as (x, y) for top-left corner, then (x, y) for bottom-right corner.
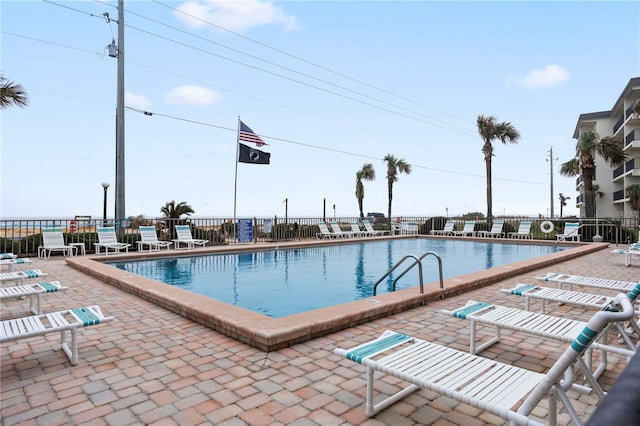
(238, 143), (270, 165)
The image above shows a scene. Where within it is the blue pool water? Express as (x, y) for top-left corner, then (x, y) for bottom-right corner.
(107, 239), (567, 318)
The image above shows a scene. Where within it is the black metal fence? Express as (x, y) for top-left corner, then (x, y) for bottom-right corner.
(1, 216), (637, 257)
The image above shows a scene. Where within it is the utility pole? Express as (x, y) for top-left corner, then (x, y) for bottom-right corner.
(115, 0), (125, 228)
(547, 146), (557, 218)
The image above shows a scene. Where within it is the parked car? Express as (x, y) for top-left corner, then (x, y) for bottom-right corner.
(366, 212), (387, 225)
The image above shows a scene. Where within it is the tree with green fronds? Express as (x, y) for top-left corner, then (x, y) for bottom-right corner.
(355, 163), (376, 218)
(0, 75), (29, 109)
(161, 200), (195, 240)
(560, 131), (625, 218)
(160, 200), (195, 218)
(558, 193), (571, 218)
(626, 184), (640, 225)
(383, 154), (412, 228)
(477, 114), (520, 222)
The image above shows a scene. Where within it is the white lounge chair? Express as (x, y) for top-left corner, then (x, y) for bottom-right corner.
(452, 220), (475, 237)
(556, 222), (581, 242)
(1, 253), (16, 259)
(500, 283), (640, 320)
(39, 227), (76, 259)
(349, 222), (369, 237)
(0, 280), (69, 315)
(316, 222), (337, 239)
(329, 222), (352, 238)
(0, 305), (114, 365)
(536, 272), (638, 293)
(334, 294), (634, 424)
(0, 257), (32, 272)
(501, 282), (640, 344)
(94, 226), (131, 255)
(399, 222), (418, 235)
(173, 225), (208, 249)
(0, 269), (48, 286)
(611, 247), (640, 267)
(429, 219), (455, 236)
(508, 221), (532, 239)
(363, 221), (391, 236)
(137, 226), (172, 252)
(478, 220), (504, 238)
(441, 300), (636, 381)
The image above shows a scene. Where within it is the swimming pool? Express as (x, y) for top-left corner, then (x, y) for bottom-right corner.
(107, 239), (566, 318)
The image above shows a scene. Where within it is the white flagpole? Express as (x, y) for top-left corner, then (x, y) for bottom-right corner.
(233, 116), (240, 243)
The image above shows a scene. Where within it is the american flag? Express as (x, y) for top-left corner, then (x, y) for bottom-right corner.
(239, 120), (267, 147)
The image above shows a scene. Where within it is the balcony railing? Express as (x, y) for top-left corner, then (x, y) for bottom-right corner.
(613, 189), (626, 201)
(613, 164), (624, 178)
(613, 115), (624, 134)
(625, 102), (637, 120)
(626, 129), (639, 147)
(613, 157), (640, 180)
(627, 158), (636, 172)
(575, 175), (583, 187)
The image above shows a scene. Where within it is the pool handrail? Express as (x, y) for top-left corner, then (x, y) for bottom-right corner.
(372, 251), (444, 298)
(392, 251), (444, 299)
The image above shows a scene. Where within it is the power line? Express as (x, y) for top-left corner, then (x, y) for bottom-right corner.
(118, 3), (477, 136)
(152, 0), (472, 126)
(49, 0), (474, 137)
(125, 105), (548, 185)
(0, 29), (469, 155)
(26, 0), (553, 163)
(2, 28), (550, 185)
(37, 0), (551, 155)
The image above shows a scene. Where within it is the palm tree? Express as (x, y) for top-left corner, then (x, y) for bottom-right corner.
(558, 193), (571, 218)
(383, 154), (412, 227)
(626, 184), (640, 225)
(355, 163), (376, 218)
(560, 131), (625, 218)
(160, 200), (195, 238)
(0, 75), (29, 109)
(633, 99), (640, 119)
(590, 184), (603, 213)
(160, 200), (195, 219)
(476, 115), (520, 221)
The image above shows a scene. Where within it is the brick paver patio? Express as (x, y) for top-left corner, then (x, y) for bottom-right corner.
(1, 244), (636, 425)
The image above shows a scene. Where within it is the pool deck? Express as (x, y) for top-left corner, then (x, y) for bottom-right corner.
(0, 237), (636, 425)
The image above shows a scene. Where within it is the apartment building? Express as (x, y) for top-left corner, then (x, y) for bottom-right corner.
(572, 77), (640, 219)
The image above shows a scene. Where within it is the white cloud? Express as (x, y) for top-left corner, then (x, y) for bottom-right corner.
(164, 85), (222, 106)
(174, 0), (301, 33)
(514, 65), (570, 89)
(125, 93), (152, 110)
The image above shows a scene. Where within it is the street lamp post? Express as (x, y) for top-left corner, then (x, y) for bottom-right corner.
(102, 183), (110, 226)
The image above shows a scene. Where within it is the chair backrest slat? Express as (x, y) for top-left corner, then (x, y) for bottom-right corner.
(42, 228), (66, 247)
(97, 227), (119, 244)
(363, 222), (376, 233)
(490, 221), (504, 233)
(175, 225), (194, 240)
(463, 221), (475, 231)
(139, 226), (159, 243)
(518, 221), (532, 233)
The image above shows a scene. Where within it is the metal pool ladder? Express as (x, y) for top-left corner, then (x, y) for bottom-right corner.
(372, 251), (444, 298)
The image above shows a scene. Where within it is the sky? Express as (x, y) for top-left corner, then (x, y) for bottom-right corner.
(2, 0), (640, 221)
